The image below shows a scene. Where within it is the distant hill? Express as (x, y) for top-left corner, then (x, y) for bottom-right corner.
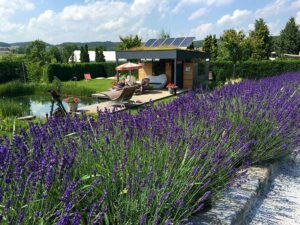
(0, 41), (119, 50)
(0, 42), (10, 47)
(58, 41), (119, 51)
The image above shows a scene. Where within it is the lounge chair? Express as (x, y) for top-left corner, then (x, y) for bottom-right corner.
(92, 86), (137, 108)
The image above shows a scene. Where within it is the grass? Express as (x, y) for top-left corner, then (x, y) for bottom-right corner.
(0, 79), (115, 98)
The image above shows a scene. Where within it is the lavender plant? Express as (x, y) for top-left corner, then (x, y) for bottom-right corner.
(0, 72), (299, 224)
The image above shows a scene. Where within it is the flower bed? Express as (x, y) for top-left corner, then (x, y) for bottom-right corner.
(0, 72), (299, 224)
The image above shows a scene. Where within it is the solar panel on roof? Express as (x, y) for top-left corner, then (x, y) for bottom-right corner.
(145, 39), (156, 47)
(163, 38), (176, 46)
(151, 38), (166, 47)
(179, 37), (195, 47)
(171, 37), (185, 47)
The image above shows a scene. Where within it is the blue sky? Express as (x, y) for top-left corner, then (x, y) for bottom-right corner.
(1, 0), (300, 44)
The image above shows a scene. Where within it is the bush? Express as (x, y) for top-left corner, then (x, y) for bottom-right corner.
(0, 61), (25, 83)
(26, 62), (44, 82)
(47, 63), (109, 82)
(0, 72), (298, 224)
(99, 62), (116, 77)
(204, 60), (300, 86)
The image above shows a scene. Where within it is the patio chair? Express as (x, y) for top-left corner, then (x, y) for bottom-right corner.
(135, 78), (150, 95)
(84, 73), (92, 80)
(110, 86), (138, 108)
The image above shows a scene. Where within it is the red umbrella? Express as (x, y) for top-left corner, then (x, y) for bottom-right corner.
(116, 62), (142, 71)
(115, 62), (143, 81)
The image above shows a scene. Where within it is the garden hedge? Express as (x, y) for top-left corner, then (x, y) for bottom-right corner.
(0, 61), (25, 83)
(47, 63), (117, 82)
(200, 60), (300, 83)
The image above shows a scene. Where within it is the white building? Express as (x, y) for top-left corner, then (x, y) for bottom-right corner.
(72, 50), (121, 62)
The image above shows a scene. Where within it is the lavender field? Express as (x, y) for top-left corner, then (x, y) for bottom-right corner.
(0, 72), (299, 225)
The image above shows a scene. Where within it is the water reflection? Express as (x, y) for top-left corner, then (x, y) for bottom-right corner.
(10, 95), (99, 117)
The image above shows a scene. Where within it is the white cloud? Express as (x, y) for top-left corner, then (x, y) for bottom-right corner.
(172, 0), (233, 13)
(137, 27), (160, 40)
(217, 9), (252, 25)
(9, 0), (170, 43)
(296, 11), (300, 24)
(0, 0), (34, 18)
(188, 7), (207, 20)
(291, 0), (300, 8)
(255, 0), (288, 18)
(190, 23), (213, 39)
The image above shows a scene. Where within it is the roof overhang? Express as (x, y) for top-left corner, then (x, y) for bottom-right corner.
(116, 49), (209, 60)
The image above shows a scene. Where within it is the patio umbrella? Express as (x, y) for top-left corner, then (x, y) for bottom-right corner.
(115, 62), (143, 80)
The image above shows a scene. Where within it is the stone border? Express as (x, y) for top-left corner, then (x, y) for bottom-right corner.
(190, 162), (282, 225)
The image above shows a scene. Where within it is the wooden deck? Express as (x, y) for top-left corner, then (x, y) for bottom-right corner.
(78, 89), (184, 113)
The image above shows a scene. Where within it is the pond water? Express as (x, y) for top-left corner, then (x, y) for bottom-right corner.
(10, 95), (99, 117)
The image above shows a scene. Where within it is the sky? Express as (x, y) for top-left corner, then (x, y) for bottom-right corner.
(0, 0), (300, 44)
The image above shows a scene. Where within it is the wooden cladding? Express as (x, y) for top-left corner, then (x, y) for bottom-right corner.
(138, 62), (152, 80)
(183, 62), (194, 89)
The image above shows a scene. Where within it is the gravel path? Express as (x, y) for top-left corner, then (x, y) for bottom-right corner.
(247, 153), (300, 225)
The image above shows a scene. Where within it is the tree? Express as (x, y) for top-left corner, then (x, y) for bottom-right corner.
(79, 45), (90, 62)
(84, 44), (90, 62)
(249, 18), (271, 60)
(80, 46), (85, 62)
(278, 17), (300, 54)
(95, 47), (105, 62)
(25, 40), (47, 64)
(218, 29), (247, 63)
(46, 46), (62, 63)
(118, 35), (142, 50)
(60, 44), (77, 63)
(203, 35), (218, 60)
(159, 29), (170, 39)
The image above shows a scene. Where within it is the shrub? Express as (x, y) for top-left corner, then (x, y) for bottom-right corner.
(204, 60), (300, 86)
(99, 62), (116, 77)
(47, 63), (108, 82)
(0, 61), (25, 83)
(0, 72), (299, 224)
(26, 62), (44, 82)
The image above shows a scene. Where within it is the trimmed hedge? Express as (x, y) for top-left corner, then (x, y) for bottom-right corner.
(47, 63), (115, 82)
(201, 60), (300, 83)
(0, 61), (25, 83)
(100, 62), (116, 77)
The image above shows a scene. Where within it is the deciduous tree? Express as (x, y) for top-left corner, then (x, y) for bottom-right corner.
(218, 29), (247, 63)
(249, 18), (271, 60)
(25, 40), (47, 64)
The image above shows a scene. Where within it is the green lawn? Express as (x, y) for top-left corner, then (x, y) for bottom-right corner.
(63, 79), (114, 92)
(56, 79), (115, 97)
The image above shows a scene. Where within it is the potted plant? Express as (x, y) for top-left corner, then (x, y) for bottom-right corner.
(166, 83), (178, 95)
(64, 96), (80, 112)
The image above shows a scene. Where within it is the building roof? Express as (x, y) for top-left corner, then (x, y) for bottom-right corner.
(116, 49), (209, 60)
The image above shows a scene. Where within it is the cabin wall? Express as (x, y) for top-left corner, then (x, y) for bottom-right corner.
(138, 62), (152, 80)
(165, 62), (172, 83)
(183, 62), (194, 89)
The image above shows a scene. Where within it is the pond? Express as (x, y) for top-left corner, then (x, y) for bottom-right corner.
(10, 95), (100, 117)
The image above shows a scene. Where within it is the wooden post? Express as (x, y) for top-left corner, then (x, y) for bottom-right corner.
(174, 59), (177, 85)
